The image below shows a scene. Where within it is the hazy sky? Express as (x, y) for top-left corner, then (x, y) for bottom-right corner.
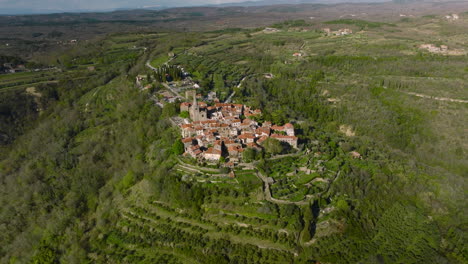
(0, 0), (257, 11)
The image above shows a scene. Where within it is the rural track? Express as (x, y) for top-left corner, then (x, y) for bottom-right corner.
(255, 170), (312, 206)
(403, 91), (468, 103)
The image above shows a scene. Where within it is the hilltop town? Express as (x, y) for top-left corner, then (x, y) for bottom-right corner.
(179, 96), (298, 164)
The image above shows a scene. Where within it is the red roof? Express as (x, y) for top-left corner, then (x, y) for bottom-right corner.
(238, 133), (256, 139)
(190, 145), (201, 151)
(223, 140), (235, 145)
(228, 146), (240, 152)
(256, 127), (271, 135)
(257, 135), (269, 144)
(182, 138), (193, 143)
(271, 125), (285, 131)
(242, 119), (256, 125)
(205, 147), (222, 155)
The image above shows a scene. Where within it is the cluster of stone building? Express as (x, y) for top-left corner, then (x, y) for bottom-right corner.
(419, 44), (449, 53)
(322, 28), (353, 36)
(445, 14), (459, 21)
(179, 97), (298, 163)
(2, 63), (26, 74)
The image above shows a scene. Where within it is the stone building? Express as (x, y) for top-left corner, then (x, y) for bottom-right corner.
(189, 97), (208, 122)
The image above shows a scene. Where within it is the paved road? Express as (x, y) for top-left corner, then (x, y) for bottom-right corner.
(176, 158), (312, 205)
(268, 152), (302, 160)
(176, 164), (228, 177)
(224, 91), (236, 103)
(237, 76), (248, 88)
(146, 54), (176, 70)
(146, 61), (158, 71)
(255, 170), (314, 206)
(176, 157), (226, 173)
(161, 82), (183, 98)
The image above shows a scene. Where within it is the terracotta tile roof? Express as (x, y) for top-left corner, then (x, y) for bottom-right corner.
(242, 119), (256, 125)
(223, 140), (235, 145)
(238, 133), (256, 139)
(190, 145), (201, 151)
(271, 125), (285, 131)
(256, 127), (271, 135)
(257, 135), (269, 144)
(246, 142), (261, 149)
(205, 147), (222, 155)
(182, 138), (193, 143)
(228, 146), (240, 151)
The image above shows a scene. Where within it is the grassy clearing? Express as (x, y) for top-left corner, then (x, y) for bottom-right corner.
(151, 54), (170, 67)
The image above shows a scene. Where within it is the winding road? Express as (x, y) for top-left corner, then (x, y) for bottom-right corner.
(255, 170), (314, 206)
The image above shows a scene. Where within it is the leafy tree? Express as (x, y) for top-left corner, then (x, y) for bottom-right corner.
(179, 111), (189, 118)
(119, 171), (136, 191)
(242, 148), (256, 162)
(262, 138), (283, 154)
(172, 140), (184, 155)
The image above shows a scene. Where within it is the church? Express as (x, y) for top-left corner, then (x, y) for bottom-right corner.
(180, 97), (207, 122)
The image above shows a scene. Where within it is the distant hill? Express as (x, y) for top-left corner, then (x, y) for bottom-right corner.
(0, 0), (464, 15)
(214, 0), (391, 7)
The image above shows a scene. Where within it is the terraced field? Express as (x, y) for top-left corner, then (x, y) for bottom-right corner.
(92, 180), (299, 264)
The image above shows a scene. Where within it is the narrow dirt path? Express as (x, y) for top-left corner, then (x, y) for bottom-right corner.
(403, 91), (468, 103)
(255, 171), (312, 206)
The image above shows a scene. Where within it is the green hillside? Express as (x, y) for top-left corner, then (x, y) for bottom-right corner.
(0, 11), (467, 264)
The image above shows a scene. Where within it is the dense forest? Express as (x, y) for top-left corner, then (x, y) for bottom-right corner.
(0, 6), (467, 264)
